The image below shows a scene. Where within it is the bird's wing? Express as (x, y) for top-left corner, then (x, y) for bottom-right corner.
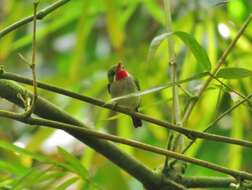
(107, 83), (111, 94)
(108, 65), (117, 83)
(134, 79), (140, 91)
(134, 78), (141, 108)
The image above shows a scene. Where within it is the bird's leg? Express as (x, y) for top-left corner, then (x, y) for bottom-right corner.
(102, 101), (119, 111)
(111, 102), (119, 110)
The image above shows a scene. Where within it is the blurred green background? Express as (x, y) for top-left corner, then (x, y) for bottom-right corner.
(0, 0), (252, 189)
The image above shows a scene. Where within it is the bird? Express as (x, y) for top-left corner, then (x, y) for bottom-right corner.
(107, 63), (142, 128)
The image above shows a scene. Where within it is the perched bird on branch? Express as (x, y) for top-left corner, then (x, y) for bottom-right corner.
(107, 63), (142, 128)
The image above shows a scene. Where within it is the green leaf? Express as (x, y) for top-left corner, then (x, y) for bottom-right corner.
(32, 171), (67, 190)
(26, 128), (54, 151)
(0, 140), (52, 163)
(57, 147), (88, 179)
(216, 67), (252, 79)
(55, 177), (79, 190)
(12, 168), (45, 190)
(147, 32), (172, 62)
(143, 0), (164, 24)
(121, 1), (140, 26)
(174, 31), (211, 71)
(0, 178), (12, 189)
(228, 0), (248, 21)
(35, 170), (66, 184)
(148, 32), (211, 71)
(0, 140), (73, 172)
(0, 160), (27, 175)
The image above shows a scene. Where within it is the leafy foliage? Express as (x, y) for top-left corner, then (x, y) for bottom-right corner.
(148, 32), (211, 71)
(216, 67), (252, 79)
(0, 0), (252, 189)
(0, 141), (87, 189)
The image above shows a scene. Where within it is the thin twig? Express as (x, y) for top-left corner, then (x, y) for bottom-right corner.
(177, 84), (194, 98)
(210, 73), (252, 110)
(176, 93), (252, 160)
(0, 2), (39, 119)
(182, 14), (252, 123)
(207, 93), (252, 131)
(21, 1), (39, 118)
(0, 0), (71, 38)
(1, 72), (252, 149)
(172, 74), (252, 162)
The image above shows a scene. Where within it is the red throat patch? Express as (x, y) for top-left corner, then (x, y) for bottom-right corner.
(115, 63), (129, 80)
(116, 70), (129, 80)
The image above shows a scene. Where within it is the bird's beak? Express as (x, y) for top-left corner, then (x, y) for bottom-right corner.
(117, 63), (123, 70)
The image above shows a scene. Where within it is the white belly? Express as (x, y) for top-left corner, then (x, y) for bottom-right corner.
(110, 76), (140, 109)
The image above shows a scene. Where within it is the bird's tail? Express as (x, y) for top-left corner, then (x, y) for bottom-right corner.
(131, 115), (142, 128)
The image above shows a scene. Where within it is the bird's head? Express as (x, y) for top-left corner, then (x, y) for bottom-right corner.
(115, 63), (129, 80)
(107, 62), (129, 82)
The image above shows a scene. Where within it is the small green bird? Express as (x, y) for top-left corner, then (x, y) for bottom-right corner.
(107, 63), (142, 128)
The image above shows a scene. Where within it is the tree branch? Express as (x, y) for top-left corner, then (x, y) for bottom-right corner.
(1, 71), (252, 149)
(0, 0), (72, 38)
(0, 79), (185, 190)
(1, 79), (252, 183)
(181, 176), (236, 188)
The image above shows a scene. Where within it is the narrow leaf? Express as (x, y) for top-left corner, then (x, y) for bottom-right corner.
(216, 67), (252, 79)
(0, 140), (52, 163)
(12, 168), (45, 190)
(58, 147), (88, 179)
(147, 32), (172, 61)
(174, 31), (211, 71)
(55, 177), (79, 190)
(0, 140), (73, 172)
(0, 178), (12, 188)
(0, 160), (27, 175)
(148, 31), (211, 72)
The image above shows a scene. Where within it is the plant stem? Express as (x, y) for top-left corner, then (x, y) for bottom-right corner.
(163, 0), (183, 171)
(22, 1), (39, 117)
(0, 0), (71, 38)
(31, 1), (38, 103)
